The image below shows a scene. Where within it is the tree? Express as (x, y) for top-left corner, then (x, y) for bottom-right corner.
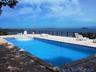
(0, 0), (18, 15)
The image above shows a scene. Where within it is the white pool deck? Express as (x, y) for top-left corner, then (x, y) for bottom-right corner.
(0, 34), (96, 48)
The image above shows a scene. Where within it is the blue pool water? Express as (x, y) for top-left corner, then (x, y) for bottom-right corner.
(5, 38), (96, 66)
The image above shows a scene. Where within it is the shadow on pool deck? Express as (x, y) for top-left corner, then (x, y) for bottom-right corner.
(45, 57), (72, 67)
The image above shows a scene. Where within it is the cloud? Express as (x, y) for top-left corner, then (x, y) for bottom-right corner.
(2, 0), (95, 22)
(18, 0), (82, 18)
(1, 0), (83, 19)
(19, 7), (34, 15)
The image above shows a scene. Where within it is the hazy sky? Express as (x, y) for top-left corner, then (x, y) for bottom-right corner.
(0, 0), (96, 28)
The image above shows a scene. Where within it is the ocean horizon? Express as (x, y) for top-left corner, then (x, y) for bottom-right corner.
(0, 28), (96, 33)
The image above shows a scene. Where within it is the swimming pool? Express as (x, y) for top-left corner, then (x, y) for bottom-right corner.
(5, 38), (96, 66)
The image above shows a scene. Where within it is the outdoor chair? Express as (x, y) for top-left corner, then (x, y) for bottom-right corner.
(75, 33), (88, 41)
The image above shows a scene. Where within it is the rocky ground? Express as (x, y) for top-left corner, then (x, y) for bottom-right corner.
(0, 45), (58, 72)
(60, 55), (96, 72)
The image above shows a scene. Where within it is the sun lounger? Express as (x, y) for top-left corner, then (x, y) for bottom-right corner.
(93, 39), (96, 43)
(75, 33), (88, 41)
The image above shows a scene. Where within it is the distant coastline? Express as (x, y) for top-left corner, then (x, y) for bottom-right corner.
(81, 27), (88, 29)
(0, 28), (96, 33)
